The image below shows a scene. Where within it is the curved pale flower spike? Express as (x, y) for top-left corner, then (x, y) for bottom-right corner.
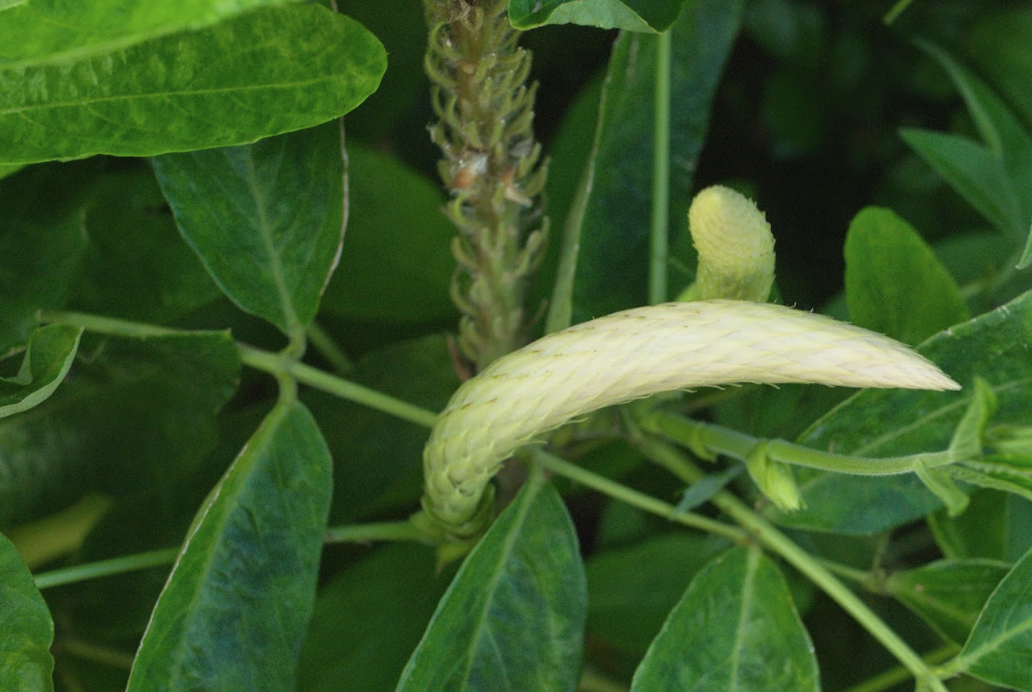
(682, 185), (776, 303)
(420, 299), (960, 538)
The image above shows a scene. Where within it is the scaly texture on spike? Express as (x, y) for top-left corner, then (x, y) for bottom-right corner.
(418, 300), (959, 538)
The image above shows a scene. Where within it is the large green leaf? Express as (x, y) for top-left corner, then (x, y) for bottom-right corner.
(0, 0), (300, 67)
(0, 324), (81, 418)
(845, 206), (968, 346)
(630, 546), (818, 692)
(298, 544), (454, 692)
(885, 559), (1010, 644)
(569, 0), (742, 323)
(970, 8), (1032, 134)
(396, 472), (586, 692)
(127, 398), (332, 692)
(0, 532), (54, 692)
(509, 0), (686, 32)
(767, 289), (1032, 534)
(320, 144), (456, 324)
(0, 4), (386, 164)
(153, 122), (345, 336)
(957, 544), (1032, 691)
(0, 332), (240, 529)
(929, 490), (1032, 564)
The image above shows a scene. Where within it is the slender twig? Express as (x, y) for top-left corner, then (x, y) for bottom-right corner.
(324, 520), (427, 544)
(650, 29), (672, 305)
(34, 548), (180, 590)
(306, 321), (354, 374)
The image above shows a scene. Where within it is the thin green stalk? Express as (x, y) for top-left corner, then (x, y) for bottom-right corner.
(817, 559), (875, 588)
(650, 29), (672, 305)
(639, 437), (949, 692)
(58, 638), (136, 669)
(306, 321), (354, 374)
(40, 310), (184, 339)
(324, 520), (427, 544)
(643, 410), (958, 475)
(238, 344), (437, 429)
(883, 0), (917, 24)
(529, 448), (748, 545)
(840, 644), (959, 692)
(34, 548), (180, 590)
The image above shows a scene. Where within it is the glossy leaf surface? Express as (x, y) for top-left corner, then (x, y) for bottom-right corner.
(127, 399), (332, 692)
(509, 0), (685, 32)
(396, 473), (586, 692)
(631, 546), (818, 692)
(153, 122), (345, 336)
(0, 532), (54, 692)
(0, 324), (81, 419)
(0, 5), (386, 164)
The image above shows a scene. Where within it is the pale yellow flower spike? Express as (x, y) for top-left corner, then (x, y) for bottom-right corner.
(682, 185), (776, 303)
(419, 300), (960, 539)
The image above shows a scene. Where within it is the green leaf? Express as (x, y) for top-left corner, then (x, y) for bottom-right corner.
(0, 332), (240, 529)
(630, 546), (818, 692)
(957, 544), (1032, 691)
(153, 122), (345, 336)
(320, 144), (457, 324)
(886, 559), (1010, 645)
(845, 207), (968, 346)
(0, 163), (22, 180)
(509, 0), (685, 32)
(298, 544), (454, 692)
(768, 289), (1032, 535)
(969, 8), (1032, 133)
(945, 454), (1032, 504)
(569, 0), (742, 323)
(929, 490), (1032, 564)
(68, 167), (222, 323)
(585, 533), (729, 656)
(0, 162), (96, 355)
(396, 471), (586, 692)
(0, 325), (81, 418)
(0, 5), (386, 164)
(127, 398), (332, 692)
(0, 0), (300, 67)
(0, 532), (54, 692)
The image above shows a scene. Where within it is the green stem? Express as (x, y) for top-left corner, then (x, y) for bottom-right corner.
(639, 437), (949, 692)
(529, 448), (748, 545)
(58, 638), (136, 669)
(324, 520), (427, 544)
(306, 321), (354, 374)
(40, 310), (184, 339)
(840, 644), (959, 692)
(817, 559), (875, 588)
(34, 548), (180, 590)
(649, 29), (672, 306)
(644, 410), (957, 475)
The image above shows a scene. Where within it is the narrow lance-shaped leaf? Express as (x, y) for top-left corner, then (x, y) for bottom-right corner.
(0, 532), (54, 692)
(127, 398), (333, 692)
(0, 4), (386, 164)
(631, 545), (819, 692)
(153, 121), (346, 336)
(396, 471), (586, 692)
(0, 324), (81, 418)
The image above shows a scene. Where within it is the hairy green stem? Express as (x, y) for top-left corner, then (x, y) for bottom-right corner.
(639, 437), (949, 692)
(649, 29), (671, 305)
(643, 410), (958, 475)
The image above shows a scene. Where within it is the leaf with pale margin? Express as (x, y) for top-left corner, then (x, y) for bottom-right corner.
(0, 532), (54, 692)
(127, 399), (332, 692)
(0, 5), (386, 164)
(396, 472), (586, 692)
(886, 559), (1010, 644)
(0, 0), (300, 68)
(0, 324), (81, 418)
(957, 544), (1032, 691)
(631, 546), (818, 692)
(766, 289), (1032, 535)
(153, 121), (345, 336)
(567, 0), (742, 323)
(509, 0), (686, 32)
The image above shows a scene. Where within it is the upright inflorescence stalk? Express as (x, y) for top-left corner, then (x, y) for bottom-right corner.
(423, 0), (548, 371)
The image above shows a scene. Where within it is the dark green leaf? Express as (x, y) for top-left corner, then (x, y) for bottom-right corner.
(970, 7), (1032, 130)
(929, 490), (1032, 564)
(127, 399), (332, 692)
(569, 0), (742, 323)
(0, 5), (386, 164)
(630, 546), (818, 692)
(743, 0), (825, 69)
(509, 0), (685, 32)
(396, 472), (586, 692)
(845, 206), (968, 346)
(0, 163), (22, 180)
(886, 559), (1010, 644)
(298, 544), (453, 692)
(586, 533), (728, 656)
(945, 454), (1032, 504)
(957, 544), (1032, 691)
(68, 168), (222, 323)
(320, 144), (456, 324)
(0, 532), (54, 692)
(767, 289), (1032, 535)
(153, 122), (345, 336)
(0, 325), (81, 418)
(0, 0), (300, 67)
(0, 332), (240, 529)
